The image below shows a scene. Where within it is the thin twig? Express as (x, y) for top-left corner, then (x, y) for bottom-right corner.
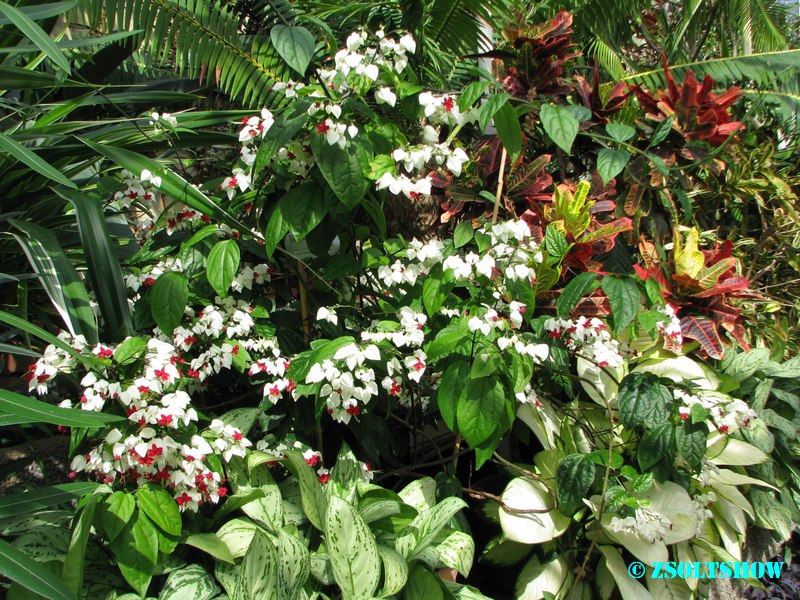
(463, 487), (553, 514)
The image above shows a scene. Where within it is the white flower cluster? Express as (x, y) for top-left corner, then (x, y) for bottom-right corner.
(608, 506), (673, 543)
(674, 389), (757, 434)
(27, 295), (285, 509)
(656, 303), (683, 345)
(124, 257), (184, 293)
(112, 169), (162, 210)
(544, 317), (626, 369)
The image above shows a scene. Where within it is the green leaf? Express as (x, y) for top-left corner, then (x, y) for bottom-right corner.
(405, 564), (446, 600)
(61, 495), (97, 595)
(600, 275), (639, 334)
(457, 81), (491, 112)
(0, 387), (123, 428)
(264, 205), (289, 258)
(425, 320), (469, 362)
(112, 511), (158, 597)
(596, 148), (630, 185)
(556, 454), (595, 513)
(282, 450), (327, 531)
(310, 136), (369, 209)
(0, 483), (97, 518)
(377, 545), (408, 597)
(616, 372), (672, 430)
(477, 92), (509, 132)
(422, 263), (448, 317)
(556, 272), (598, 317)
(540, 104), (579, 154)
(544, 226), (569, 260)
(0, 2), (71, 73)
(276, 182), (328, 240)
(149, 272), (188, 335)
(434, 529), (474, 576)
(0, 134), (76, 188)
(137, 486), (181, 537)
(0, 538), (75, 600)
(637, 424), (675, 472)
(606, 123), (636, 142)
(396, 496), (468, 560)
(206, 240), (240, 297)
(457, 377), (505, 447)
(182, 533), (234, 565)
(325, 495), (381, 600)
(675, 421), (707, 470)
(11, 219), (97, 343)
(494, 100), (522, 162)
(60, 189), (133, 341)
(158, 564), (219, 600)
(113, 337), (147, 366)
(437, 361), (470, 431)
(649, 117), (673, 146)
(102, 491), (136, 542)
(453, 221), (474, 249)
(236, 530), (279, 600)
(276, 529), (310, 596)
(270, 25), (315, 75)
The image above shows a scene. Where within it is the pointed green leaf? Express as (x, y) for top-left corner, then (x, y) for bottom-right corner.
(270, 25), (315, 75)
(600, 275), (639, 333)
(0, 134), (76, 187)
(0, 2), (71, 73)
(0, 387), (123, 428)
(540, 104), (578, 154)
(149, 272), (188, 336)
(206, 240), (240, 297)
(597, 148), (630, 185)
(0, 538), (75, 600)
(325, 495), (380, 600)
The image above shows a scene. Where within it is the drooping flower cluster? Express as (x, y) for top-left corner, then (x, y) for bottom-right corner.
(544, 317), (626, 369)
(674, 388), (757, 434)
(607, 506), (673, 543)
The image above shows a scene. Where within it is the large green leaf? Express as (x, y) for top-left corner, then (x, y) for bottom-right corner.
(61, 494), (98, 596)
(270, 25), (315, 75)
(276, 182), (328, 241)
(556, 272), (598, 317)
(310, 135), (369, 209)
(540, 104), (579, 154)
(600, 275), (639, 334)
(10, 218), (98, 343)
(158, 564), (219, 600)
(456, 377), (505, 447)
(0, 538), (75, 600)
(555, 454), (595, 513)
(396, 497), (467, 561)
(282, 450), (327, 531)
(59, 189), (133, 342)
(112, 511), (158, 597)
(137, 486), (182, 537)
(236, 530), (279, 600)
(493, 100), (522, 162)
(206, 240), (240, 298)
(325, 495), (381, 600)
(616, 372), (673, 430)
(149, 271), (188, 336)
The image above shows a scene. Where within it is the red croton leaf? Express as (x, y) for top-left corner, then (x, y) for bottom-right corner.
(631, 59), (745, 146)
(680, 316), (725, 359)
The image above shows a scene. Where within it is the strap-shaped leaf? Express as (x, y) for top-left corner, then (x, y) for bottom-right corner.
(0, 1), (72, 73)
(0, 387), (124, 428)
(0, 133), (76, 188)
(0, 538), (75, 600)
(57, 188), (133, 342)
(10, 219), (98, 343)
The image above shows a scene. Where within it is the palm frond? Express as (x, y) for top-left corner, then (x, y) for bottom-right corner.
(75, 0), (295, 107)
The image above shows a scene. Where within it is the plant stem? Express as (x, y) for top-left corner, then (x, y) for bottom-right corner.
(491, 147), (508, 224)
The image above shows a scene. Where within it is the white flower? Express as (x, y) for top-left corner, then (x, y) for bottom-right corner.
(399, 34), (416, 54)
(375, 87), (397, 107)
(140, 169), (162, 188)
(316, 307), (338, 326)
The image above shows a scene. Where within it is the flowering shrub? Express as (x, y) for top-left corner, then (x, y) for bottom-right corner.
(5, 21), (799, 600)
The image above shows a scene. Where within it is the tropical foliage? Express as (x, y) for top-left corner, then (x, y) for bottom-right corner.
(1, 1), (799, 600)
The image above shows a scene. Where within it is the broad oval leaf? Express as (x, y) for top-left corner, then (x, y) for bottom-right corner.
(597, 148), (630, 185)
(310, 136), (369, 209)
(206, 240), (240, 298)
(270, 25), (315, 75)
(600, 275), (640, 334)
(616, 372), (672, 429)
(540, 104), (579, 154)
(556, 454), (595, 513)
(137, 486), (181, 537)
(149, 271), (188, 335)
(456, 377), (505, 447)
